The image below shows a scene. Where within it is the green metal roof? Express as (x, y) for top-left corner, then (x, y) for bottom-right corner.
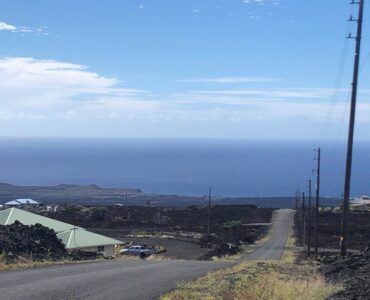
(0, 209), (10, 225)
(57, 228), (123, 249)
(0, 208), (80, 233)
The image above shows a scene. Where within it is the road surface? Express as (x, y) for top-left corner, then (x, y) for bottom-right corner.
(0, 209), (292, 300)
(242, 209), (293, 261)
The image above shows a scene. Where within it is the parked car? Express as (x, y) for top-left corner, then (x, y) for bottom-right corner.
(120, 245), (155, 258)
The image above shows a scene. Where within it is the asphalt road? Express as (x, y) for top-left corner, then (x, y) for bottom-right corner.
(242, 209), (293, 261)
(0, 209), (292, 300)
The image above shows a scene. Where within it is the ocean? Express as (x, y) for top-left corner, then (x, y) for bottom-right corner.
(0, 138), (368, 198)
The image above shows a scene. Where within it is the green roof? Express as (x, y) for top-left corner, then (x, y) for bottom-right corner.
(57, 228), (123, 249)
(0, 208), (123, 249)
(0, 209), (10, 225)
(0, 208), (79, 233)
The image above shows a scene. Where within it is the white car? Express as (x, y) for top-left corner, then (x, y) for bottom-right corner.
(120, 245), (155, 257)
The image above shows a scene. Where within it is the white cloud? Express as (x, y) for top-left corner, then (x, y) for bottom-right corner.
(243, 0), (281, 6)
(0, 57), (368, 140)
(177, 77), (278, 83)
(0, 22), (16, 31)
(0, 57), (151, 120)
(0, 21), (46, 35)
(187, 88), (340, 100)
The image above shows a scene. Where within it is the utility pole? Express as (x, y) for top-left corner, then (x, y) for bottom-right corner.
(342, 0), (364, 257)
(295, 190), (299, 209)
(307, 179), (312, 257)
(314, 148), (321, 260)
(296, 188), (301, 210)
(302, 192), (306, 249)
(207, 186), (212, 236)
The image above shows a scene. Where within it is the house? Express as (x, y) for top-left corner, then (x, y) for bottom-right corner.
(57, 228), (122, 256)
(0, 208), (124, 257)
(4, 199), (40, 207)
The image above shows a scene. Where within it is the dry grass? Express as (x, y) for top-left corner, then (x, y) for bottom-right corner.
(0, 253), (171, 271)
(0, 255), (109, 272)
(0, 259), (84, 271)
(161, 261), (340, 300)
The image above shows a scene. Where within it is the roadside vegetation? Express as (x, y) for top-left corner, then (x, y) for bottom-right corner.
(0, 257), (99, 272)
(161, 260), (339, 300)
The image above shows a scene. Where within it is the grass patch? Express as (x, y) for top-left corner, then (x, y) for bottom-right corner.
(161, 261), (340, 300)
(0, 253), (168, 272)
(0, 259), (100, 272)
(212, 244), (254, 262)
(282, 223), (298, 263)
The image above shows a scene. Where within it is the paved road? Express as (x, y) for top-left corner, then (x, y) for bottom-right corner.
(0, 209), (293, 300)
(241, 209), (293, 261)
(0, 260), (231, 300)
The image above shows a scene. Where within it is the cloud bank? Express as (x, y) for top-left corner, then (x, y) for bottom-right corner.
(0, 56), (368, 139)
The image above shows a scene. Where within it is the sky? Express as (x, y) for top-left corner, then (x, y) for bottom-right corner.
(0, 0), (369, 139)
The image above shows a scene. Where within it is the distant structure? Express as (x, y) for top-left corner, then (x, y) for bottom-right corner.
(4, 199), (40, 207)
(0, 208), (124, 256)
(350, 195), (370, 211)
(46, 205), (59, 212)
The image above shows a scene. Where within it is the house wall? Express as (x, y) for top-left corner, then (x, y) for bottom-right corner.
(77, 245), (115, 257)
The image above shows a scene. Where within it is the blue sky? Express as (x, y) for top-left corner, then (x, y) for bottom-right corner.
(0, 0), (369, 139)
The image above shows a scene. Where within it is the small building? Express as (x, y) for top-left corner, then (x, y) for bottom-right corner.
(57, 228), (122, 257)
(0, 208), (123, 257)
(350, 196), (370, 211)
(4, 199), (40, 207)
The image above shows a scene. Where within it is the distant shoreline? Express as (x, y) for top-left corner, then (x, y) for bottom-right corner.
(0, 183), (341, 208)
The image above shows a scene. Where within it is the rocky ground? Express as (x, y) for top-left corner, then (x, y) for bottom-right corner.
(0, 221), (66, 262)
(0, 221), (104, 265)
(39, 204), (273, 259)
(294, 208), (370, 300)
(320, 253), (370, 300)
(294, 209), (370, 251)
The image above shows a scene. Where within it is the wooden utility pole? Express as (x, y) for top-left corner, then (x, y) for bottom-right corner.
(207, 186), (212, 236)
(314, 148), (321, 260)
(307, 179), (312, 256)
(295, 190), (299, 209)
(302, 192), (306, 249)
(342, 0), (364, 257)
